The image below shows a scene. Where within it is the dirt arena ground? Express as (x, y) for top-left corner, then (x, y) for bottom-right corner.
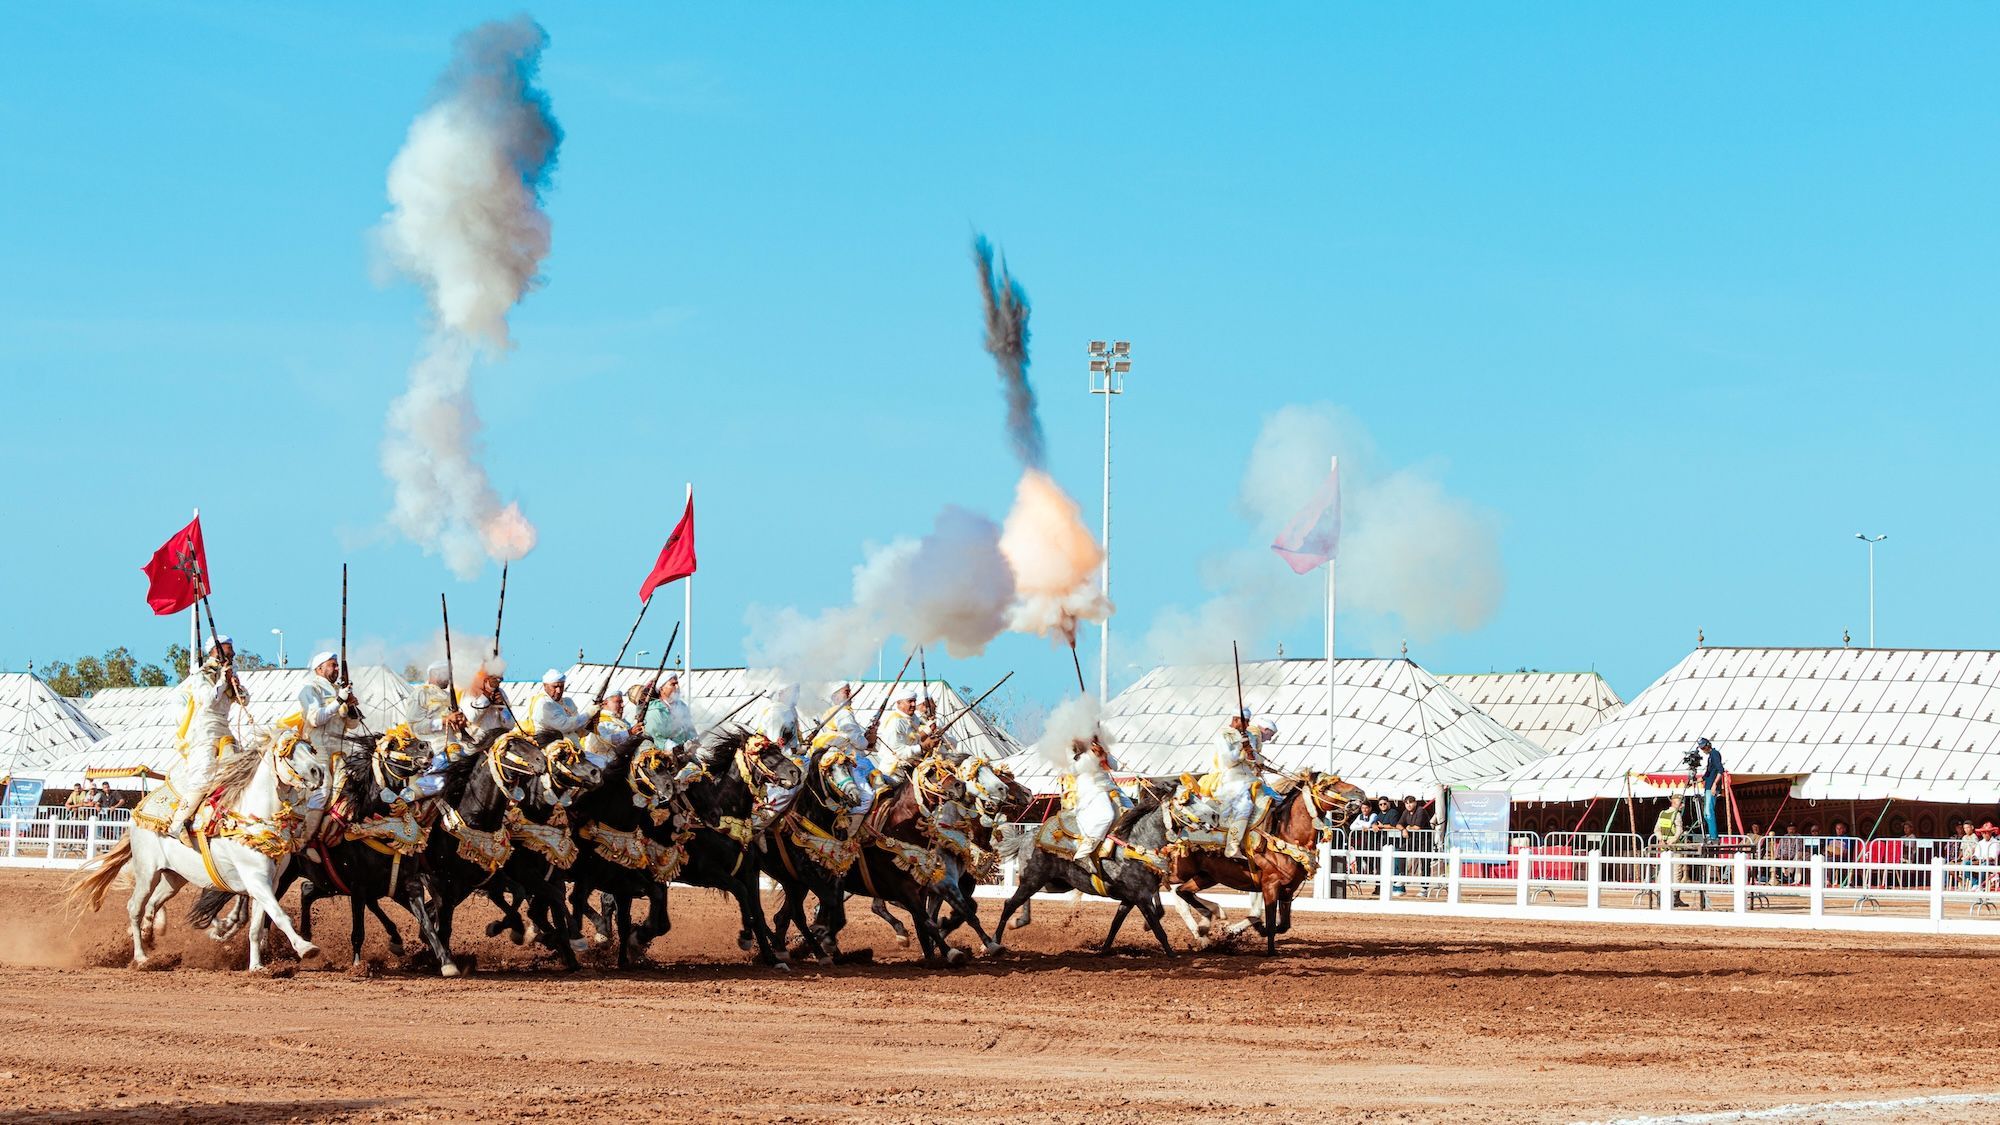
(1, 868), (1997, 1124)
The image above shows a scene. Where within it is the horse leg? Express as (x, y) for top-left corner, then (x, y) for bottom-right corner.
(993, 857), (1046, 942)
(483, 884), (527, 942)
(533, 874), (581, 970)
(1262, 881), (1281, 956)
(614, 892), (635, 970)
(870, 897), (912, 947)
(237, 860), (319, 965)
(346, 893), (372, 966)
(566, 879), (597, 954)
(938, 880), (1001, 956)
(1138, 896), (1178, 956)
(126, 848), (163, 966)
(366, 897), (407, 958)
(731, 876), (790, 970)
(1098, 902), (1135, 955)
(401, 877), (457, 977)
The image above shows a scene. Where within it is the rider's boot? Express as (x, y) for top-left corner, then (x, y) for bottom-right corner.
(1223, 816), (1250, 859)
(1072, 834), (1104, 863)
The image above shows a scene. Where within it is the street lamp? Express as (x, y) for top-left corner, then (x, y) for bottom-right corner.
(1088, 340), (1132, 700)
(270, 627), (286, 668)
(1854, 533), (1887, 647)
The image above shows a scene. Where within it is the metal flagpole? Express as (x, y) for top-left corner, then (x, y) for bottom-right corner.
(683, 482), (693, 677)
(190, 507), (201, 671)
(1324, 457), (1337, 775)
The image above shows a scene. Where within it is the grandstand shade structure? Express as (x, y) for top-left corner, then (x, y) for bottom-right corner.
(1498, 647), (2000, 804)
(528, 665), (1026, 763)
(44, 666), (418, 787)
(1436, 671), (1624, 752)
(1007, 657), (1548, 796)
(0, 673), (109, 783)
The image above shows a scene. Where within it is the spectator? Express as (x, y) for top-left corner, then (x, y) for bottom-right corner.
(1745, 823), (1767, 883)
(1399, 795), (1431, 833)
(1777, 825), (1802, 884)
(1352, 798), (1380, 830)
(1373, 796), (1402, 829)
(63, 787), (89, 811)
(1954, 821), (1981, 888)
(98, 783), (123, 811)
(1827, 821), (1854, 887)
(1976, 823), (2000, 888)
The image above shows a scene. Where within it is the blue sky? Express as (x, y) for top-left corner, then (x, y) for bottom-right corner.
(6, 4), (1997, 712)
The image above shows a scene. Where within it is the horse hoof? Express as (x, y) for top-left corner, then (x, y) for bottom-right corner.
(1008, 915), (1030, 930)
(569, 938), (589, 955)
(521, 923), (539, 946)
(896, 934), (911, 949)
(484, 920), (507, 939)
(298, 944), (322, 963)
(440, 962), (461, 978)
(946, 948), (969, 967)
(736, 934), (753, 952)
(348, 959), (377, 979)
(386, 937), (406, 958)
(984, 941), (1005, 956)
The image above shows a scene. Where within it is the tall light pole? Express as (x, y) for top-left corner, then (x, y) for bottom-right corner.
(1088, 340), (1131, 700)
(270, 627), (286, 668)
(1854, 533), (1887, 647)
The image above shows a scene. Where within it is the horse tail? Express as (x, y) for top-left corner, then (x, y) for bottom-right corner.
(66, 837), (133, 913)
(187, 887), (237, 929)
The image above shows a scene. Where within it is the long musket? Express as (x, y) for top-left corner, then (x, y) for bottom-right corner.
(441, 593), (461, 713)
(597, 599), (653, 704)
(918, 646), (928, 706)
(340, 563), (370, 735)
(1232, 640), (1245, 722)
(1069, 637), (1087, 694)
(937, 670), (1014, 737)
(865, 648), (918, 748)
(492, 561), (508, 661)
(647, 621), (683, 688)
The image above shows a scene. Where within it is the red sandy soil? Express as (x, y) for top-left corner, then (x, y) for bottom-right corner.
(1, 868), (1996, 1123)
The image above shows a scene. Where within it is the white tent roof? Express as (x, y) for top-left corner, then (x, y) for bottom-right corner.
(1008, 657), (1548, 796)
(544, 665), (1026, 763)
(0, 673), (109, 781)
(1436, 671), (1624, 752)
(40, 666), (417, 783)
(1498, 647), (2000, 804)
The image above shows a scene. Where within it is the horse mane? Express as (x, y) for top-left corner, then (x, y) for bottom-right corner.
(439, 740), (489, 805)
(337, 745), (374, 808)
(206, 735), (272, 809)
(1107, 795), (1158, 838)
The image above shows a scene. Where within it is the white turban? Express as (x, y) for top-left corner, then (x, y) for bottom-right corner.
(310, 651), (339, 671)
(1239, 706), (1254, 721)
(1253, 716), (1279, 739)
(425, 661), (450, 687)
(542, 669), (566, 685)
(894, 687), (917, 705)
(205, 634), (233, 653)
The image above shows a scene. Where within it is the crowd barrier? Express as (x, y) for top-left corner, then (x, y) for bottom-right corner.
(0, 809), (133, 867)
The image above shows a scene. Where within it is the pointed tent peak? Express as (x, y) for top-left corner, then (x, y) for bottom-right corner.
(1, 672), (110, 780)
(1435, 670), (1627, 753)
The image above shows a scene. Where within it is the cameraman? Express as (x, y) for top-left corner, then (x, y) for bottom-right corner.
(1697, 738), (1724, 839)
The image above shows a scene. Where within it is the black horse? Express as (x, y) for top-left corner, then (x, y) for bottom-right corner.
(994, 795), (1180, 956)
(550, 739), (679, 968)
(655, 727), (802, 968)
(420, 731), (601, 974)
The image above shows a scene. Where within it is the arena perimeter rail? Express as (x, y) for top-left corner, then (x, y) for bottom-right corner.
(974, 834), (2000, 938)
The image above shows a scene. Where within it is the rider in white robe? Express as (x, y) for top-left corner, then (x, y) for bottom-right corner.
(410, 662), (471, 799)
(585, 693), (637, 768)
(165, 635), (247, 839)
(298, 653), (361, 810)
(811, 686), (874, 834)
(463, 668), (516, 738)
(1214, 709), (1273, 858)
(1066, 736), (1121, 861)
(874, 689), (923, 782)
(644, 673), (697, 748)
(524, 669), (596, 741)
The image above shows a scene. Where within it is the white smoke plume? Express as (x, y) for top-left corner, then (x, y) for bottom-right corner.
(1032, 694), (1104, 777)
(854, 506), (1015, 658)
(1000, 469), (1112, 645)
(1144, 403), (1503, 665)
(376, 17), (562, 579)
(326, 627), (503, 693)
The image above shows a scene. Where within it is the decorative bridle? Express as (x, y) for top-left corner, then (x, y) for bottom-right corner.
(371, 725), (425, 805)
(487, 731), (549, 802)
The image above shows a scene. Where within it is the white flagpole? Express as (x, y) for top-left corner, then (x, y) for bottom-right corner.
(682, 482), (693, 678)
(1324, 458), (1337, 775)
(190, 506), (201, 675)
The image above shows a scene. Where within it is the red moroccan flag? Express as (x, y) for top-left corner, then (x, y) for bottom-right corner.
(142, 515), (210, 615)
(638, 494), (697, 603)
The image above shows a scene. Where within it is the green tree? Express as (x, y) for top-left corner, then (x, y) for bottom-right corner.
(41, 644), (210, 696)
(165, 643), (190, 680)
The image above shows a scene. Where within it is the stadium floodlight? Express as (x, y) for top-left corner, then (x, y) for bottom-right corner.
(270, 627), (286, 668)
(1854, 533), (1887, 647)
(1088, 338), (1133, 701)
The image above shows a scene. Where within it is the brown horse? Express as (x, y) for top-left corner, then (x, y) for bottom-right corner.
(1164, 771), (1363, 955)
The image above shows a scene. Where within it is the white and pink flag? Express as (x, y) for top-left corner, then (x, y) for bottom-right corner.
(1271, 459), (1341, 575)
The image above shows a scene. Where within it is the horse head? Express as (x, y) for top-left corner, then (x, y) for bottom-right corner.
(541, 736), (605, 804)
(370, 724), (426, 805)
(487, 730), (551, 804)
(1300, 771), (1366, 834)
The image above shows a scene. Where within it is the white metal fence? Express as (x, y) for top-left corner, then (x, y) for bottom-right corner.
(0, 809), (132, 867)
(978, 825), (2000, 937)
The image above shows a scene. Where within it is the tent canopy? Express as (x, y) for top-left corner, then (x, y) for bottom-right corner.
(1, 673), (110, 781)
(1435, 671), (1623, 752)
(1008, 657), (1548, 796)
(1498, 647), (2000, 804)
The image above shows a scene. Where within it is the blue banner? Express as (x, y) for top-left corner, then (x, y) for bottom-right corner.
(2, 778), (45, 820)
(1446, 789), (1510, 856)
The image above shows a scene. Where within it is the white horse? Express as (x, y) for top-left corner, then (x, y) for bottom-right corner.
(71, 728), (327, 971)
